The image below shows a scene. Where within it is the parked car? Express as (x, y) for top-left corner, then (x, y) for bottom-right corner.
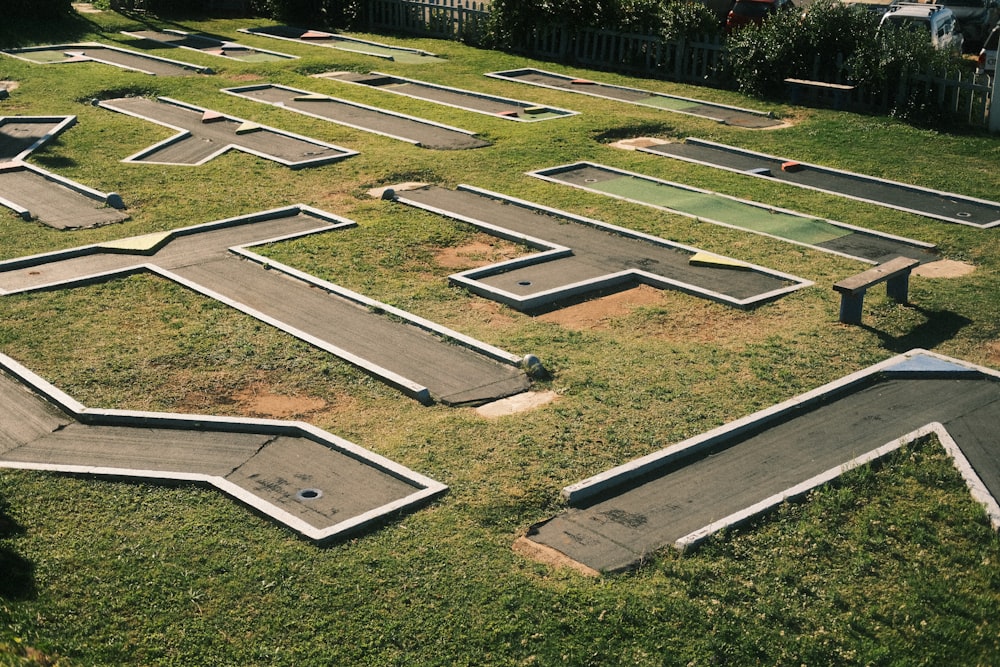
(922, 0), (1000, 48)
(725, 0), (795, 31)
(978, 22), (999, 72)
(878, 3), (965, 53)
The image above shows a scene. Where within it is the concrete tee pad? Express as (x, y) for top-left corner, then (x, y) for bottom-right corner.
(121, 29), (295, 62)
(1, 43), (210, 76)
(222, 84), (490, 150)
(521, 349), (1000, 573)
(97, 96), (357, 167)
(238, 25), (443, 64)
(639, 138), (1000, 229)
(0, 351), (446, 544)
(385, 184), (811, 311)
(531, 162), (939, 266)
(0, 205), (533, 406)
(0, 116), (128, 229)
(485, 68), (784, 129)
(316, 71), (578, 122)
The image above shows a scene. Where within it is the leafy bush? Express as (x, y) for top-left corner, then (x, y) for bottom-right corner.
(727, 0), (960, 100)
(7, 0), (73, 20)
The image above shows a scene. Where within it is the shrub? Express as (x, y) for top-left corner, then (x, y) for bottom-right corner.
(7, 0), (73, 20)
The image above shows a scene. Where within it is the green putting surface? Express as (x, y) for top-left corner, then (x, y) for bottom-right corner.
(591, 175), (851, 245)
(15, 50), (70, 63)
(638, 95), (703, 111)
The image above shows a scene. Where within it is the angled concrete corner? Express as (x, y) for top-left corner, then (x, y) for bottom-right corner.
(0, 115), (129, 229)
(522, 349), (1000, 573)
(0, 352), (446, 544)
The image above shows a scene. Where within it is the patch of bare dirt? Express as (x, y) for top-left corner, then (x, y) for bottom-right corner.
(0, 81), (20, 92)
(985, 341), (1000, 366)
(913, 259), (975, 278)
(173, 374), (336, 420)
(434, 234), (527, 270)
(537, 284), (664, 330)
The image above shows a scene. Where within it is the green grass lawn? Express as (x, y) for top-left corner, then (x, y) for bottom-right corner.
(1, 8), (999, 666)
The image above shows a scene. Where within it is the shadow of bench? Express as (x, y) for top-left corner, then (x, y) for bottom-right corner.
(833, 256), (920, 324)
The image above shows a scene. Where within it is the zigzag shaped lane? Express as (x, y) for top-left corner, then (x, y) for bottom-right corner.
(518, 350), (1000, 574)
(96, 96), (357, 167)
(0, 351), (446, 544)
(0, 116), (128, 229)
(1, 42), (211, 76)
(0, 206), (536, 406)
(382, 184), (812, 311)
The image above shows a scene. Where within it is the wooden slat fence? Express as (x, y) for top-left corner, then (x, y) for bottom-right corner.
(362, 0), (994, 129)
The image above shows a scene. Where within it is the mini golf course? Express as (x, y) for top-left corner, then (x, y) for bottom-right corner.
(121, 28), (295, 62)
(531, 162), (939, 265)
(1, 42), (209, 76)
(0, 206), (535, 406)
(317, 71), (577, 122)
(486, 68), (784, 128)
(0, 350), (446, 544)
(97, 96), (357, 167)
(223, 83), (491, 150)
(0, 116), (128, 229)
(520, 349), (1000, 573)
(239, 25), (444, 64)
(384, 184), (810, 310)
(640, 138), (1000, 229)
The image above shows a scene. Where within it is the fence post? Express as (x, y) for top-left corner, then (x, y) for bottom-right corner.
(990, 72), (1000, 133)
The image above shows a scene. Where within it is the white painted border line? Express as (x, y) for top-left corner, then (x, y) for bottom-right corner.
(485, 68), (776, 120)
(222, 83), (482, 146)
(643, 137), (1000, 229)
(321, 71), (579, 122)
(97, 96), (357, 168)
(529, 162), (937, 265)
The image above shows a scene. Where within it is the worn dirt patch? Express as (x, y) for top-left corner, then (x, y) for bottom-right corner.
(609, 137), (669, 151)
(234, 384), (328, 419)
(0, 81), (20, 92)
(913, 259), (975, 278)
(537, 284), (665, 330)
(513, 536), (599, 577)
(476, 390), (558, 418)
(434, 234), (527, 270)
(985, 341), (1000, 366)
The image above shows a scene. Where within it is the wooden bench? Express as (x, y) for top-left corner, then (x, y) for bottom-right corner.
(833, 256), (920, 324)
(784, 78), (857, 110)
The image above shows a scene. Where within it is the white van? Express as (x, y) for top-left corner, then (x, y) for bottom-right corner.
(879, 2), (966, 52)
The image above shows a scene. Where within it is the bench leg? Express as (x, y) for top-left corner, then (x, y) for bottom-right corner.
(839, 291), (865, 324)
(886, 273), (910, 303)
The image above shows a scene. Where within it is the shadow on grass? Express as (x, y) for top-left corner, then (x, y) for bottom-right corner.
(0, 13), (107, 49)
(867, 306), (973, 353)
(0, 496), (35, 602)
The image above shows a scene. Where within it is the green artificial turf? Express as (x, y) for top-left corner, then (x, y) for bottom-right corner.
(0, 7), (998, 666)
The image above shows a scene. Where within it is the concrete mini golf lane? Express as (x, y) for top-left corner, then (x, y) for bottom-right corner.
(486, 68), (783, 128)
(122, 28), (295, 62)
(521, 350), (1000, 573)
(386, 184), (810, 311)
(317, 71), (577, 122)
(239, 25), (444, 64)
(97, 96), (356, 167)
(0, 352), (446, 544)
(224, 83), (490, 150)
(1, 43), (209, 76)
(0, 116), (128, 229)
(0, 206), (533, 406)
(532, 162), (939, 265)
(641, 138), (1000, 229)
